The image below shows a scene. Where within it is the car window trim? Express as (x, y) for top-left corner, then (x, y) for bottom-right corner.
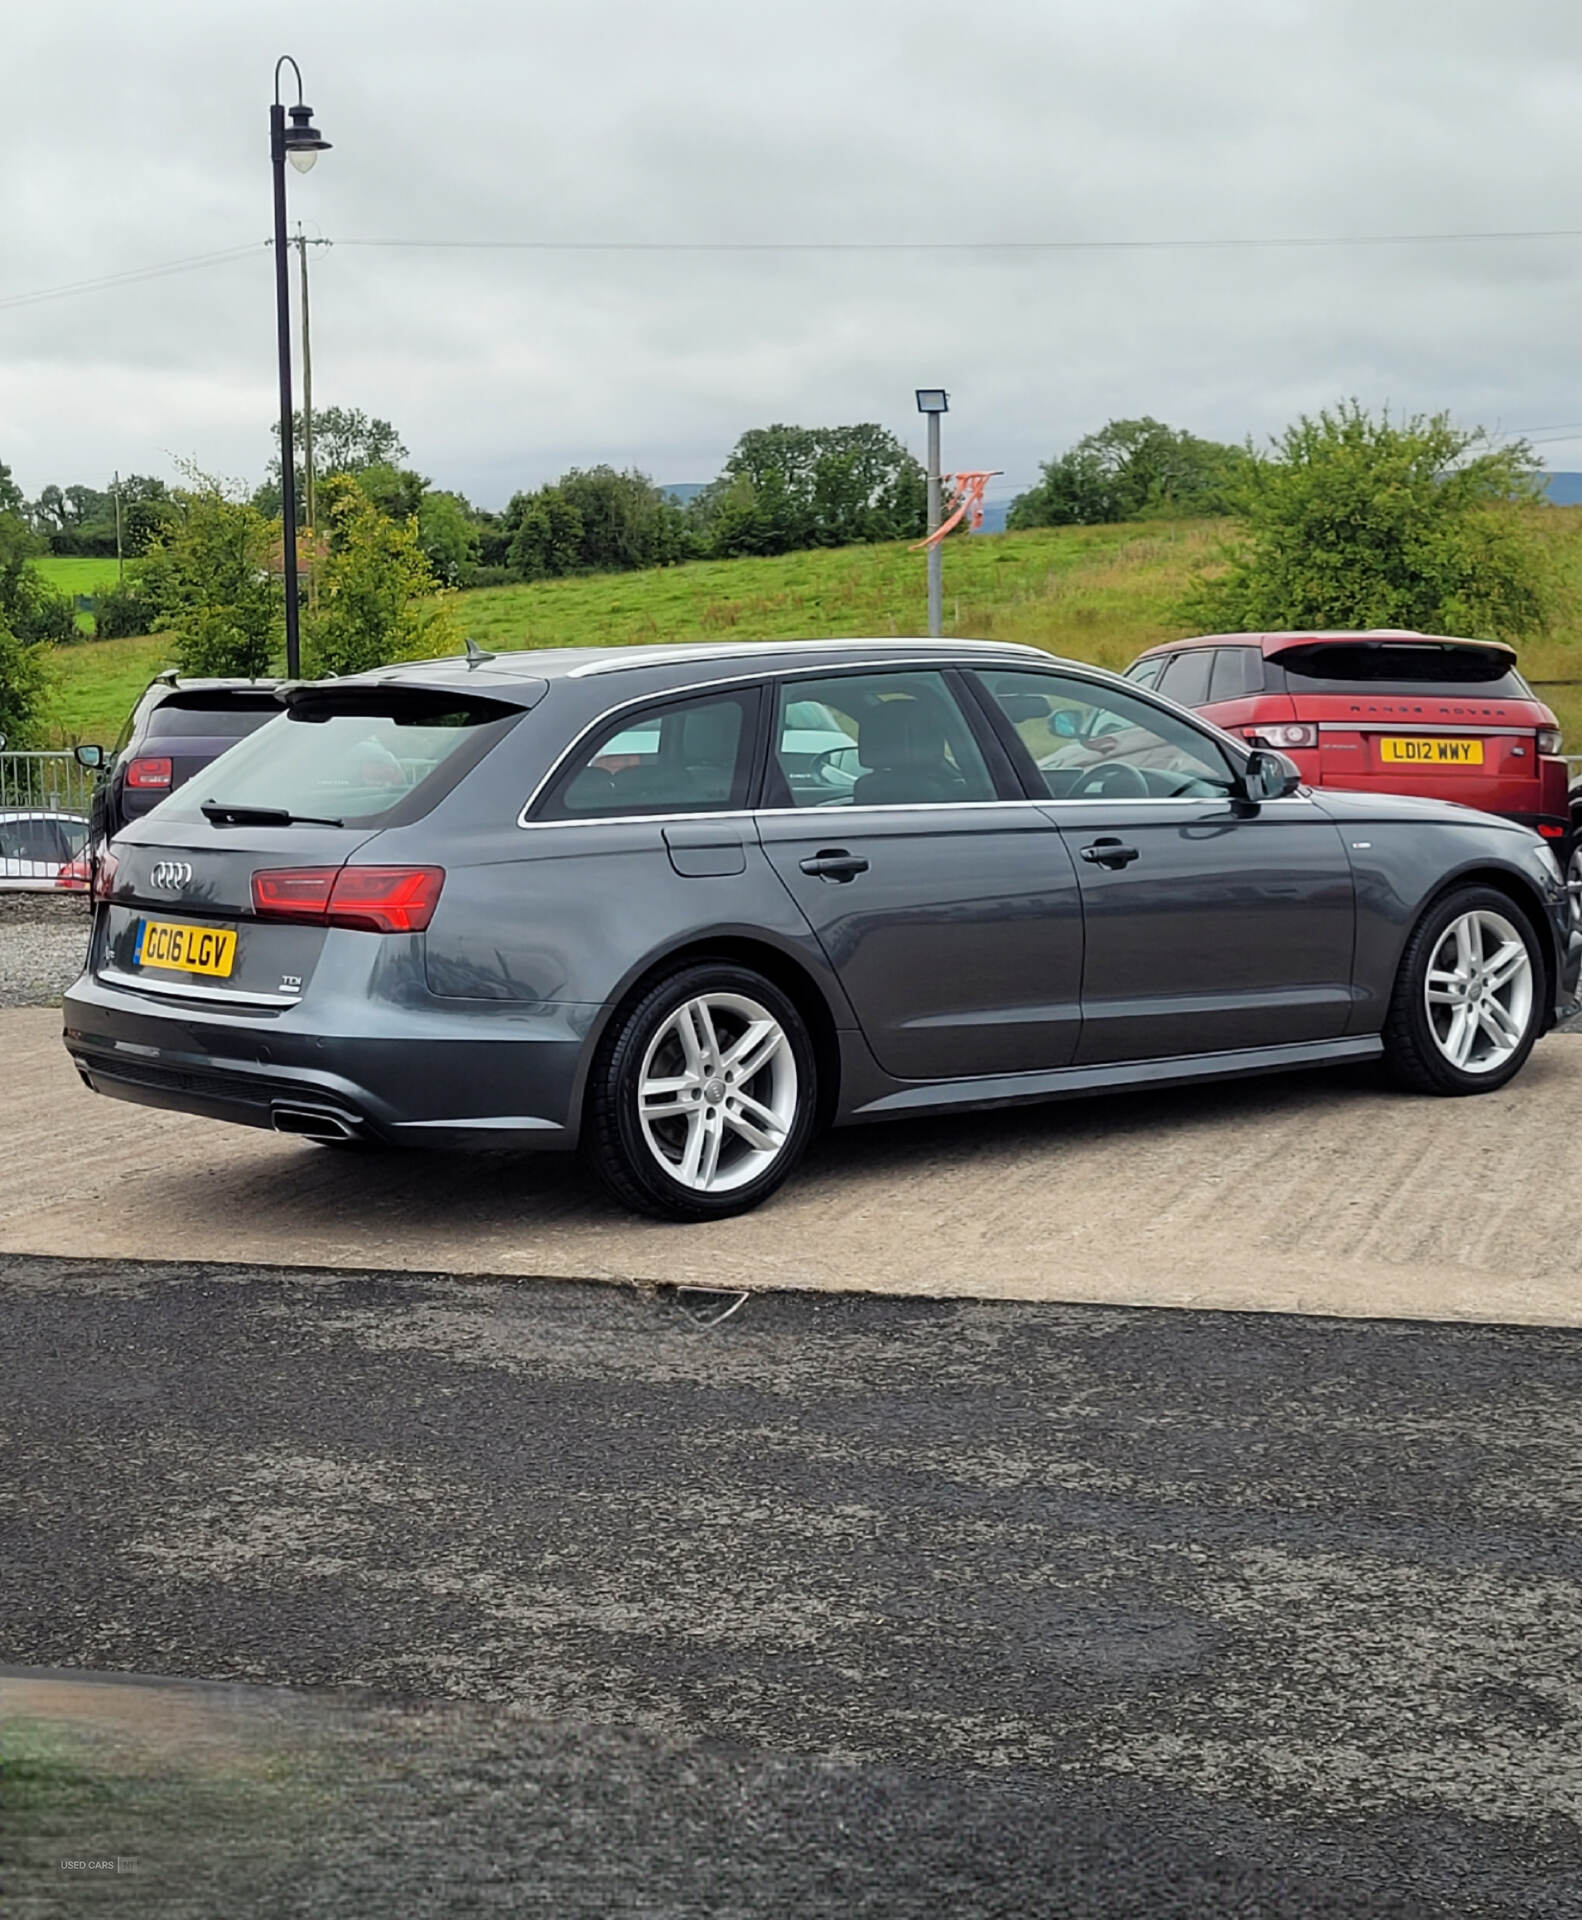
(517, 655), (1053, 826)
(530, 683), (767, 826)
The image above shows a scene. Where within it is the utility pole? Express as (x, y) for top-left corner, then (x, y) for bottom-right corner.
(113, 471), (123, 585)
(296, 224), (316, 607)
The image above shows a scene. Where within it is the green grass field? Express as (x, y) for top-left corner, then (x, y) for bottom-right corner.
(33, 555), (126, 634)
(37, 514), (1582, 749)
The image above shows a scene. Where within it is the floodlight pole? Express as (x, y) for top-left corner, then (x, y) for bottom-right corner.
(269, 56), (331, 678)
(925, 412), (943, 639)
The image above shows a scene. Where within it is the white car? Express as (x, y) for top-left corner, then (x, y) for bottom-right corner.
(0, 810), (90, 891)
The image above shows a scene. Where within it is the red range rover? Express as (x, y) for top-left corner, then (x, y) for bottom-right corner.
(1125, 629), (1568, 846)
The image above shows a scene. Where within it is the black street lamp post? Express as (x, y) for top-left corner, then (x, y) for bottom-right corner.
(270, 56), (330, 678)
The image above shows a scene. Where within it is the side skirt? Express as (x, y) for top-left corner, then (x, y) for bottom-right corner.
(842, 1035), (1384, 1124)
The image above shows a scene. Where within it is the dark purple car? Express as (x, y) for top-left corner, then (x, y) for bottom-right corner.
(84, 675), (285, 843)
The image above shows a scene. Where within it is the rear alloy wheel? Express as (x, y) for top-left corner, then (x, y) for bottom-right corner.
(1381, 885), (1543, 1095)
(586, 963), (818, 1220)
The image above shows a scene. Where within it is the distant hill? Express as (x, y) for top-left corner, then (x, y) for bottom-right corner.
(659, 483), (706, 504)
(1542, 473), (1582, 504)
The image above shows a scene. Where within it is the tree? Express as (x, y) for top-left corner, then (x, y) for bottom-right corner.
(692, 424), (927, 557)
(139, 480), (282, 678)
(499, 467), (694, 580)
(415, 490), (481, 587)
(0, 458), (21, 518)
(506, 486), (585, 580)
(1008, 418), (1248, 529)
(0, 514), (75, 646)
(0, 617), (52, 748)
(303, 476), (457, 677)
(266, 406), (409, 501)
(1182, 402), (1553, 640)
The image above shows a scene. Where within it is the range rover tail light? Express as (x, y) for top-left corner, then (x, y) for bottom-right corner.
(1244, 724), (1318, 750)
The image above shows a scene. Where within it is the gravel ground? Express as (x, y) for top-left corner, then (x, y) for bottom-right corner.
(0, 894), (90, 1007)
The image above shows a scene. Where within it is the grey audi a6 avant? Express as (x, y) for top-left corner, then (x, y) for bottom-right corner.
(63, 639), (1580, 1218)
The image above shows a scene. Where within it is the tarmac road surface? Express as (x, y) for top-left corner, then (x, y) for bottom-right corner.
(3, 1256), (1581, 1916)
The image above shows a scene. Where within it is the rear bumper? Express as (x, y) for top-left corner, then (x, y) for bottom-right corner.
(62, 968), (592, 1150)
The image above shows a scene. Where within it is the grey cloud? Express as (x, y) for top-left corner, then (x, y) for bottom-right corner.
(5, 0), (1582, 505)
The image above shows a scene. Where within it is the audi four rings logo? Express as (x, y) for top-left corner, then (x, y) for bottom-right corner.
(151, 861), (193, 888)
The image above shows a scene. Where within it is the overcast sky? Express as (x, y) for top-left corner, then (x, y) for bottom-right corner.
(6, 0), (1582, 509)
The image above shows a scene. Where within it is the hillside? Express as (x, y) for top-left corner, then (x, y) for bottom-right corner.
(42, 513), (1582, 748)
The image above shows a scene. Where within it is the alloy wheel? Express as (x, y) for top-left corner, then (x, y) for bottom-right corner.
(1568, 840), (1582, 930)
(1422, 908), (1534, 1075)
(635, 991), (799, 1193)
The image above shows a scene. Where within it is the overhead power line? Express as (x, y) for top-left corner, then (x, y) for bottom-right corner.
(0, 244), (262, 314)
(10, 223), (1582, 312)
(330, 227), (1582, 253)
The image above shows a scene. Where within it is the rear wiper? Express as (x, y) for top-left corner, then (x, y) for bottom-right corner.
(201, 801), (344, 828)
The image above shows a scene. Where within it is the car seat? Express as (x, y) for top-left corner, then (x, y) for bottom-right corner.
(852, 694), (966, 807)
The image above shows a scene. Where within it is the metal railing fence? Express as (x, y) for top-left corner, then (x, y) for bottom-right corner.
(0, 750), (99, 818)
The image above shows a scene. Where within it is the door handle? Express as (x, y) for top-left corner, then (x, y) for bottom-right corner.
(1080, 838), (1140, 869)
(799, 848), (869, 882)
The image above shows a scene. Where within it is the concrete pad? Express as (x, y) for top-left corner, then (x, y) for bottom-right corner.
(7, 1005), (1581, 1325)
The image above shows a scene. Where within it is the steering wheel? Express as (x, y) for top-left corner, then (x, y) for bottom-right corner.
(1070, 759), (1149, 798)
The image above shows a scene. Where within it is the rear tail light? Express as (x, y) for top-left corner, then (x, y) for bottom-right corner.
(1537, 727), (1564, 756)
(251, 865), (445, 934)
(1244, 724), (1318, 750)
(92, 848), (119, 902)
(125, 755), (172, 790)
(55, 855), (91, 893)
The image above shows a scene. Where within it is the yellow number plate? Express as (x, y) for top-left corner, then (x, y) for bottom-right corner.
(136, 919), (237, 978)
(1380, 736), (1484, 766)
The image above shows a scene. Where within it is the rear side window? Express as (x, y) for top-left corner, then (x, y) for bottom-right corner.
(538, 689), (760, 820)
(1157, 649), (1214, 707)
(162, 691), (520, 826)
(1208, 648), (1265, 702)
(1275, 642), (1531, 698)
(145, 700), (281, 740)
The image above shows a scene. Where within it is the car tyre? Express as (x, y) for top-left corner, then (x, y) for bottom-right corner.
(1381, 884), (1544, 1096)
(586, 962), (818, 1220)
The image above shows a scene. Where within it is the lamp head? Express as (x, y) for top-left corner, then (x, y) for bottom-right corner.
(915, 388), (949, 415)
(284, 102), (331, 172)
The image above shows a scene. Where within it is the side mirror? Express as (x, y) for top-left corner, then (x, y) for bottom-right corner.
(1240, 748), (1302, 802)
(1050, 709), (1081, 739)
(73, 744), (107, 771)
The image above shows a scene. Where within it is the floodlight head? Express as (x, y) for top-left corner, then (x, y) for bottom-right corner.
(915, 388), (949, 415)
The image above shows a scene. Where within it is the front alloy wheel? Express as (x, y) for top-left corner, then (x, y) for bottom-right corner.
(587, 963), (817, 1219)
(1422, 907), (1535, 1075)
(1382, 885), (1544, 1095)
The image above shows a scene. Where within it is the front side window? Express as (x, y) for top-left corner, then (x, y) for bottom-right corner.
(974, 669), (1237, 801)
(540, 690), (757, 820)
(770, 670), (997, 808)
(1126, 656), (1166, 689)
